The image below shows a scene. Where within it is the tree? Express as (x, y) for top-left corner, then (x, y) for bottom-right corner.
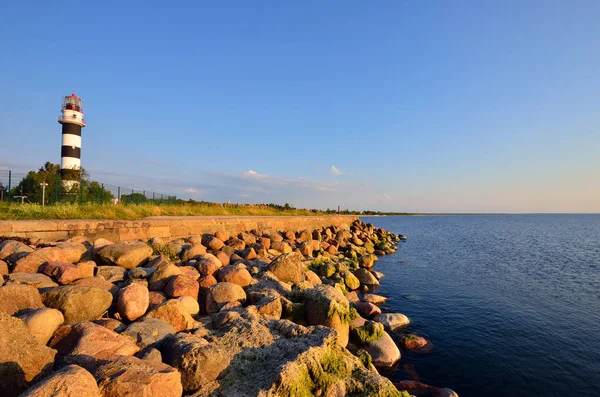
(9, 162), (113, 204)
(120, 192), (148, 204)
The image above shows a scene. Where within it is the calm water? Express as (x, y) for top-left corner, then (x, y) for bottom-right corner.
(361, 215), (600, 397)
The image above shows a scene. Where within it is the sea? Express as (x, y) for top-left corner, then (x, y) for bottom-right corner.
(361, 214), (600, 397)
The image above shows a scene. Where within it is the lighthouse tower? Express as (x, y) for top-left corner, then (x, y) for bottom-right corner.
(58, 93), (86, 188)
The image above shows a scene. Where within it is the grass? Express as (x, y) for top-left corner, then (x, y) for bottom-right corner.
(0, 202), (333, 220)
(152, 244), (180, 262)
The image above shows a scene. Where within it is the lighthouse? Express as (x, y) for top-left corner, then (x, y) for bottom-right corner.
(58, 93), (86, 188)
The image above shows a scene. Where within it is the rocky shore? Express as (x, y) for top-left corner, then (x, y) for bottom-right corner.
(0, 219), (457, 397)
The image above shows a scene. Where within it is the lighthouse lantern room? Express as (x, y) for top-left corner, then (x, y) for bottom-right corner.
(58, 93), (86, 187)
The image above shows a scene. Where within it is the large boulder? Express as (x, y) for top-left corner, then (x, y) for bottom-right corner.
(304, 270), (322, 286)
(355, 301), (382, 318)
(0, 239), (34, 260)
(56, 242), (89, 263)
(216, 264), (252, 287)
(164, 274), (199, 299)
(401, 334), (429, 351)
(362, 293), (387, 305)
(267, 252), (305, 283)
(148, 263), (182, 291)
(15, 308), (65, 345)
(181, 244), (207, 261)
(42, 286), (113, 323)
(358, 254), (376, 269)
(14, 247), (71, 273)
(97, 241), (153, 269)
(0, 312), (57, 397)
(255, 296), (283, 320)
(183, 308), (400, 397)
(19, 364), (100, 397)
(296, 229), (312, 243)
(0, 284), (44, 315)
(214, 231), (230, 242)
(92, 238), (113, 257)
(201, 235), (225, 251)
(49, 321), (139, 360)
(269, 241), (292, 254)
(226, 237), (245, 250)
(205, 282), (246, 314)
(395, 381), (459, 397)
(145, 299), (196, 332)
(93, 355), (183, 397)
(117, 283), (149, 322)
(77, 261), (96, 278)
(161, 333), (231, 393)
(299, 239), (320, 256)
(195, 254), (223, 277)
(148, 291), (167, 310)
(340, 269), (360, 290)
(93, 318), (127, 333)
(353, 268), (380, 286)
(6, 272), (58, 289)
(123, 318), (175, 349)
(95, 266), (126, 283)
(177, 296), (200, 316)
(238, 232), (256, 245)
(303, 285), (352, 347)
(72, 277), (119, 300)
(374, 313), (410, 331)
(214, 250), (230, 266)
(363, 330), (401, 367)
(41, 261), (82, 285)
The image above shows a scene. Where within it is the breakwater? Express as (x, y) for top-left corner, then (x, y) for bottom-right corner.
(0, 218), (457, 396)
(0, 215), (357, 242)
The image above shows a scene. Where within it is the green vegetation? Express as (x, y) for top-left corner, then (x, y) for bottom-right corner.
(350, 322), (384, 345)
(403, 334), (419, 342)
(152, 244), (180, 262)
(2, 162), (114, 205)
(278, 343), (350, 397)
(355, 349), (372, 369)
(0, 202), (330, 220)
(327, 300), (357, 324)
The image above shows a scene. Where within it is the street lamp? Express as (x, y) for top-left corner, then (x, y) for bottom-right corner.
(40, 182), (48, 206)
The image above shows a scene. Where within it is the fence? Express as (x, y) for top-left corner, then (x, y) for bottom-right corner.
(0, 170), (176, 205)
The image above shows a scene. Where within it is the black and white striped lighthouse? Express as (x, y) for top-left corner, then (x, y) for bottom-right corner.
(58, 93), (86, 187)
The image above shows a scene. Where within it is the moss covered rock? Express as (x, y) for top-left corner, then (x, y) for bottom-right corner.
(301, 285), (355, 347)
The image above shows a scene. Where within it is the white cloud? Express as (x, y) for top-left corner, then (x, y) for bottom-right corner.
(330, 165), (343, 175)
(184, 187), (200, 193)
(244, 170), (259, 176)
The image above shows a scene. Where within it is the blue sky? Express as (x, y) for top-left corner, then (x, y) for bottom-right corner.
(1, 1), (599, 212)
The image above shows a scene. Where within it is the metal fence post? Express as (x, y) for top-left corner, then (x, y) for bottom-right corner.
(55, 175), (59, 203)
(101, 184), (104, 204)
(7, 170), (11, 205)
(118, 186), (121, 202)
(79, 183), (83, 204)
